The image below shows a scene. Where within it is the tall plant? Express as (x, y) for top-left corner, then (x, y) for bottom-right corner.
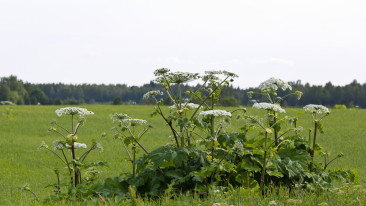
(38, 107), (106, 190)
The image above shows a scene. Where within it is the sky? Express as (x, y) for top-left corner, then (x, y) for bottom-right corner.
(1, 0), (366, 89)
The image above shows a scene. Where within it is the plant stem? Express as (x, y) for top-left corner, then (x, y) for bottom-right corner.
(61, 149), (73, 184)
(71, 144), (79, 186)
(260, 132), (268, 195)
(273, 113), (279, 147)
(133, 144), (136, 177)
(154, 99), (180, 147)
(210, 94), (215, 163)
(310, 121), (318, 172)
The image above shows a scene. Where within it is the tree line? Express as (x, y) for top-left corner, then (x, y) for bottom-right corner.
(1, 75), (365, 108)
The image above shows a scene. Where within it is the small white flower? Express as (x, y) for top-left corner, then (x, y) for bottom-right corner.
(303, 104), (329, 114)
(121, 118), (148, 126)
(252, 102), (286, 113)
(169, 103), (200, 110)
(258, 77), (292, 91)
(143, 90), (163, 100)
(198, 110), (232, 118)
(55, 107), (94, 117)
(74, 142), (87, 149)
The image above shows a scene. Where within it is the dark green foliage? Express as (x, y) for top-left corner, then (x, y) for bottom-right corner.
(1, 75), (366, 108)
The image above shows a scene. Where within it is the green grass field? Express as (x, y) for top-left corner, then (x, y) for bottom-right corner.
(1, 105), (365, 205)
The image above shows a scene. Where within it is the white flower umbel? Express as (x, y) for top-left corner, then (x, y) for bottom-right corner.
(253, 102), (286, 113)
(158, 71), (200, 84)
(143, 90), (163, 100)
(198, 110), (232, 118)
(110, 113), (131, 122)
(55, 107), (94, 117)
(66, 142), (87, 149)
(258, 77), (292, 91)
(304, 104), (329, 114)
(74, 142), (87, 149)
(121, 119), (148, 126)
(154, 68), (170, 76)
(169, 103), (200, 110)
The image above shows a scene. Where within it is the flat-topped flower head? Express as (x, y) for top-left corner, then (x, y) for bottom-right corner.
(110, 113), (131, 122)
(169, 103), (200, 110)
(222, 70), (239, 78)
(154, 68), (170, 76)
(203, 70), (222, 82)
(74, 142), (87, 149)
(198, 110), (232, 118)
(121, 118), (148, 126)
(143, 90), (163, 100)
(65, 142), (87, 149)
(55, 107), (94, 117)
(202, 70), (238, 83)
(167, 71), (200, 84)
(252, 102), (286, 113)
(258, 77), (292, 91)
(304, 104), (330, 114)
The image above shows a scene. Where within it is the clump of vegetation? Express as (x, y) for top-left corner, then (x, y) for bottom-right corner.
(93, 70), (358, 200)
(31, 70), (359, 204)
(334, 104), (347, 109)
(37, 107), (107, 202)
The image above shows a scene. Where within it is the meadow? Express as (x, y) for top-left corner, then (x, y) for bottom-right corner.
(1, 105), (366, 205)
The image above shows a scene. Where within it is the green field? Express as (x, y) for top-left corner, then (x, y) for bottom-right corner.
(1, 105), (366, 205)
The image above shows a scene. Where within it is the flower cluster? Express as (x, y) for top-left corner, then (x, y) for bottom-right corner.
(258, 77), (292, 91)
(252, 102), (286, 113)
(202, 70), (239, 83)
(121, 118), (148, 126)
(110, 113), (131, 122)
(143, 90), (163, 100)
(169, 103), (200, 110)
(198, 110), (232, 118)
(304, 104), (329, 114)
(168, 72), (200, 84)
(155, 71), (200, 84)
(154, 68), (170, 76)
(55, 107), (94, 117)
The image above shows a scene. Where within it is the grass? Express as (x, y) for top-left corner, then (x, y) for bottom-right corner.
(0, 105), (365, 205)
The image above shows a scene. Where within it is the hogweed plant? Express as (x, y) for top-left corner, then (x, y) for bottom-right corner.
(303, 104), (330, 172)
(111, 113), (152, 177)
(37, 107), (106, 201)
(248, 77), (302, 147)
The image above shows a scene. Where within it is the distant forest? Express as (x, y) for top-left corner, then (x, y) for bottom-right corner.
(1, 75), (366, 108)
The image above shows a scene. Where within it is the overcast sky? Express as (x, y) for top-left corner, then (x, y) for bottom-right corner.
(1, 0), (366, 89)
